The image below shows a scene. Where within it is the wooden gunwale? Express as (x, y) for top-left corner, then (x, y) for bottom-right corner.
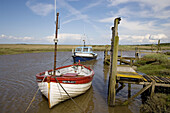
(36, 64), (94, 84)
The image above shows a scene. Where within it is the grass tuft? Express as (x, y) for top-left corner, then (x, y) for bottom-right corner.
(135, 53), (170, 77)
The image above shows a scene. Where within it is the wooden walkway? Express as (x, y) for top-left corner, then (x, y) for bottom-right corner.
(115, 65), (170, 105)
(116, 65), (170, 87)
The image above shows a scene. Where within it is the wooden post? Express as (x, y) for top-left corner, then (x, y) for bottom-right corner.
(116, 83), (125, 94)
(130, 58), (133, 66)
(120, 49), (122, 65)
(135, 47), (139, 60)
(139, 49), (141, 58)
(108, 17), (121, 106)
(123, 84), (152, 105)
(104, 50), (106, 63)
(128, 83), (131, 98)
(151, 81), (155, 97)
(104, 45), (109, 64)
(157, 39), (161, 52)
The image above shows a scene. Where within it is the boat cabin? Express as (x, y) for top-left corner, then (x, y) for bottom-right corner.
(75, 46), (93, 53)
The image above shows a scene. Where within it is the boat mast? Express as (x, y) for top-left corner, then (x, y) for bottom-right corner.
(53, 12), (59, 75)
(83, 40), (85, 47)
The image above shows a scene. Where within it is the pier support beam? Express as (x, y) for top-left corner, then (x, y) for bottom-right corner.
(120, 50), (122, 65)
(104, 45), (109, 64)
(151, 81), (156, 97)
(128, 83), (131, 98)
(108, 17), (121, 106)
(123, 84), (152, 105)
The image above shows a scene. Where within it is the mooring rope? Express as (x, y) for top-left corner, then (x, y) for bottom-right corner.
(25, 76), (47, 112)
(54, 76), (85, 113)
(60, 57), (72, 66)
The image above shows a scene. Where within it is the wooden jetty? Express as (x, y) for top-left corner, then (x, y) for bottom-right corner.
(104, 47), (162, 66)
(107, 17), (170, 107)
(116, 65), (170, 105)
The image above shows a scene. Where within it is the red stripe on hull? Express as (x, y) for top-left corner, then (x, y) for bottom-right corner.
(36, 64), (94, 84)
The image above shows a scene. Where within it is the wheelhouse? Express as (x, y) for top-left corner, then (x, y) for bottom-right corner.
(75, 46), (93, 53)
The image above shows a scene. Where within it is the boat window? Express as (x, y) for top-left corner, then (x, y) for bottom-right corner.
(89, 48), (92, 52)
(83, 48), (88, 52)
(76, 48), (82, 52)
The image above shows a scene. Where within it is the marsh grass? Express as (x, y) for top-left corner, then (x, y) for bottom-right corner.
(0, 44), (77, 55)
(140, 94), (170, 113)
(0, 44), (170, 55)
(135, 53), (170, 77)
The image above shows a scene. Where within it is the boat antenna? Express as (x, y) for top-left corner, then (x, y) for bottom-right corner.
(53, 12), (59, 76)
(83, 40), (85, 47)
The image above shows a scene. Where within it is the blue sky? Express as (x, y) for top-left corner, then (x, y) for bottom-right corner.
(0, 0), (170, 45)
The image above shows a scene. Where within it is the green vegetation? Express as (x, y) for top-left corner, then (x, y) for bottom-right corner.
(0, 44), (77, 55)
(0, 43), (170, 55)
(140, 93), (170, 113)
(134, 53), (170, 77)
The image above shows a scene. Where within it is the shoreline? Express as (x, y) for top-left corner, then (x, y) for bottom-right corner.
(0, 44), (170, 55)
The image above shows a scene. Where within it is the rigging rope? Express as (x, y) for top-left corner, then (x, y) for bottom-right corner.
(25, 76), (47, 112)
(54, 76), (85, 113)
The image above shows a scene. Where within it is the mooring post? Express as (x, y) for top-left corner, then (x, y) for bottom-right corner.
(151, 81), (156, 97)
(120, 49), (122, 65)
(135, 47), (139, 60)
(128, 83), (131, 98)
(108, 17), (121, 106)
(157, 39), (161, 52)
(104, 45), (109, 64)
(130, 58), (132, 66)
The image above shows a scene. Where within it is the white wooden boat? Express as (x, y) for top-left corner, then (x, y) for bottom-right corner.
(35, 12), (95, 109)
(36, 63), (94, 108)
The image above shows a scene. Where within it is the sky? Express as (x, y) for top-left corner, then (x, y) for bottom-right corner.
(0, 0), (170, 45)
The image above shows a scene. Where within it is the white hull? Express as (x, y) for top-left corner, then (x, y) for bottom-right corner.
(38, 81), (92, 108)
(73, 53), (97, 57)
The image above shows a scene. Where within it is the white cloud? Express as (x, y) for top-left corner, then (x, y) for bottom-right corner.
(56, 0), (104, 36)
(98, 17), (113, 23)
(45, 33), (83, 44)
(108, 0), (170, 11)
(0, 34), (33, 40)
(108, 0), (170, 19)
(56, 0), (102, 26)
(26, 1), (54, 16)
(149, 34), (168, 40)
(81, 1), (102, 12)
(99, 18), (156, 31)
(161, 23), (170, 27)
(119, 34), (168, 44)
(120, 19), (157, 32)
(56, 0), (88, 22)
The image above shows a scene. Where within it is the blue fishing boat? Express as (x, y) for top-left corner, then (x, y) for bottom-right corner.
(72, 46), (97, 62)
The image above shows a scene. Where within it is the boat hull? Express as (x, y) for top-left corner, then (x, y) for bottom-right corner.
(72, 46), (98, 62)
(38, 81), (92, 108)
(36, 63), (94, 108)
(72, 56), (97, 62)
